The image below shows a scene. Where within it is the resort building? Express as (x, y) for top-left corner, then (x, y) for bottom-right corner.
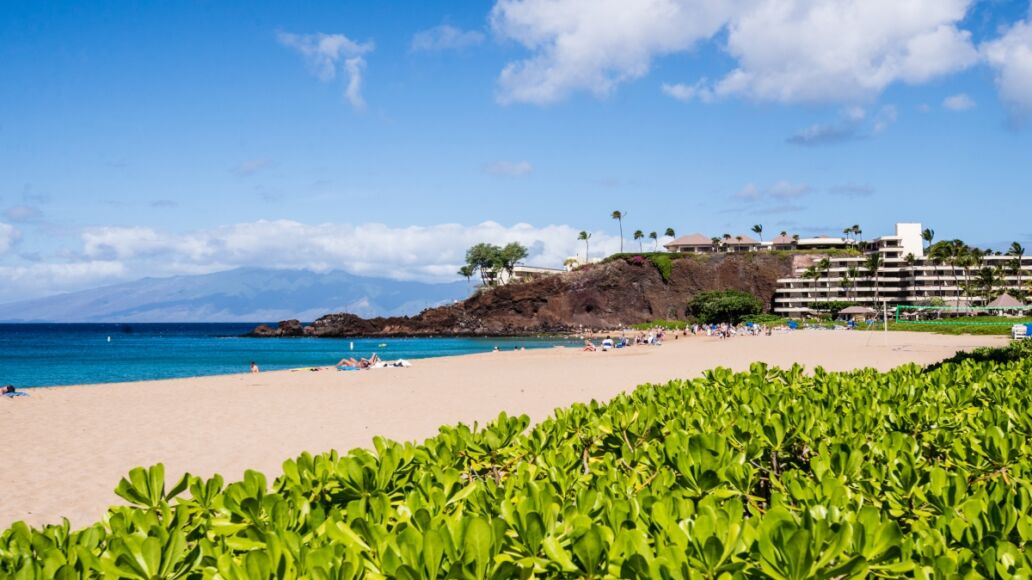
(665, 233), (718, 253)
(495, 265), (568, 285)
(771, 223), (1032, 316)
(665, 233), (761, 253)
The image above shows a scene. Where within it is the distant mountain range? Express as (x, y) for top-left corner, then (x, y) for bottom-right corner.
(0, 268), (471, 322)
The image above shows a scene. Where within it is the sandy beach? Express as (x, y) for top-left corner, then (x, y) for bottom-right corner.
(1, 330), (1005, 529)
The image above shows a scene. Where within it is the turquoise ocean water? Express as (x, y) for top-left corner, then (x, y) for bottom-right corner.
(0, 324), (579, 388)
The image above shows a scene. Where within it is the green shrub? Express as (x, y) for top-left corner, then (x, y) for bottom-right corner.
(5, 356), (1032, 577)
(647, 254), (673, 282)
(630, 319), (689, 330)
(687, 290), (763, 324)
(742, 313), (789, 326)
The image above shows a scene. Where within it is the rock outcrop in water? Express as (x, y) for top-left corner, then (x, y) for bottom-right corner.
(249, 253), (796, 337)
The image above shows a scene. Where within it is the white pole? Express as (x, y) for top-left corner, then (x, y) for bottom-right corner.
(883, 301), (889, 346)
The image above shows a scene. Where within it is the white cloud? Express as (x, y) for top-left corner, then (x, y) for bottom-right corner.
(981, 16), (1032, 115)
(277, 31), (374, 110)
(711, 0), (978, 103)
(0, 223), (20, 254)
(411, 25), (485, 51)
(484, 160), (534, 176)
(492, 0), (978, 106)
(942, 93), (975, 111)
(490, 0), (734, 104)
(72, 220), (621, 283)
(661, 81), (713, 103)
(0, 261), (127, 304)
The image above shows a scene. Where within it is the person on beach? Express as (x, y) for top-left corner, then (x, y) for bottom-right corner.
(337, 353), (380, 369)
(583, 339), (597, 352)
(250, 361), (260, 374)
(2, 385), (28, 398)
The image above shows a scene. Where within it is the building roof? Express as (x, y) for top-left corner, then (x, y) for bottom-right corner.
(664, 233), (713, 248)
(796, 236), (849, 246)
(988, 293), (1025, 308)
(770, 234), (795, 245)
(726, 234), (760, 245)
(839, 306), (878, 315)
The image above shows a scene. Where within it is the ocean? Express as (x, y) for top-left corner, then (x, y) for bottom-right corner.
(0, 324), (579, 388)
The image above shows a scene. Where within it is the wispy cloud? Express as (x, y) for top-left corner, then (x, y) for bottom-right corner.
(3, 205), (43, 223)
(828, 184), (875, 198)
(232, 158), (272, 176)
(411, 25), (484, 51)
(734, 181), (811, 201)
(0, 223), (20, 254)
(943, 93), (976, 111)
(788, 105), (897, 146)
(484, 160), (533, 177)
(150, 199), (179, 208)
(277, 31), (374, 111)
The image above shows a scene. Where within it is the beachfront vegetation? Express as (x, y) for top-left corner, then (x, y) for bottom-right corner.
(687, 290), (764, 324)
(4, 347), (1032, 577)
(630, 319), (689, 331)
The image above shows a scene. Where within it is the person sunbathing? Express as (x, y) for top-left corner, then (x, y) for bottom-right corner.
(336, 353), (380, 369)
(2, 385), (28, 398)
(583, 340), (597, 352)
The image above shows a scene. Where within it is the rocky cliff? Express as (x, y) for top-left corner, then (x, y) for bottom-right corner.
(249, 253), (794, 337)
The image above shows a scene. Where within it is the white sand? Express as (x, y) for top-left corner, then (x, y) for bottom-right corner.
(0, 330), (1005, 529)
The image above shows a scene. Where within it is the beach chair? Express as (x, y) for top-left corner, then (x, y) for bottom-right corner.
(1012, 324), (1029, 340)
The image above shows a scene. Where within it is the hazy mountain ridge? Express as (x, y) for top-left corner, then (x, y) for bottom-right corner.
(0, 268), (470, 322)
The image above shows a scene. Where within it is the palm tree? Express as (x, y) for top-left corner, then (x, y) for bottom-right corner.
(611, 211), (626, 253)
(803, 266), (819, 307)
(817, 258), (832, 303)
(846, 265), (860, 301)
(649, 231), (658, 251)
(779, 230), (788, 238)
(921, 228), (935, 252)
(711, 237), (721, 252)
(865, 252), (884, 308)
(458, 265), (474, 288)
(751, 224), (763, 242)
(723, 233), (732, 253)
(664, 227), (676, 238)
(840, 269), (852, 303)
(1008, 242), (1025, 294)
(792, 234), (800, 242)
(578, 231), (591, 263)
(902, 253), (917, 300)
(633, 230), (644, 252)
(842, 227), (852, 242)
(852, 225), (863, 246)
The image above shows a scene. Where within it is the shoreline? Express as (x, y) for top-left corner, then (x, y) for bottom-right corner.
(1, 330), (1007, 529)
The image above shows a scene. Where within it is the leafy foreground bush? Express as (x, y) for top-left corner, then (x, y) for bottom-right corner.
(4, 358), (1032, 578)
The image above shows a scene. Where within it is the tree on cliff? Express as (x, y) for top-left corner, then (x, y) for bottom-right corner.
(634, 230), (644, 252)
(463, 242), (529, 286)
(611, 211), (625, 253)
(578, 231), (591, 263)
(751, 224), (763, 242)
(649, 231), (658, 251)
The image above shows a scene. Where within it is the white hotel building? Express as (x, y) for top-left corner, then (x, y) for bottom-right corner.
(771, 223), (1032, 315)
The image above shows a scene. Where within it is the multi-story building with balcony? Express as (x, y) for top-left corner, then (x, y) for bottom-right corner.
(772, 223), (1032, 315)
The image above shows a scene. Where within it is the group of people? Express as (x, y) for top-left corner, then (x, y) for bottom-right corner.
(582, 321), (778, 351)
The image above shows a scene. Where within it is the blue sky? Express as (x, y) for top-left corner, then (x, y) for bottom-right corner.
(1, 0), (1031, 302)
